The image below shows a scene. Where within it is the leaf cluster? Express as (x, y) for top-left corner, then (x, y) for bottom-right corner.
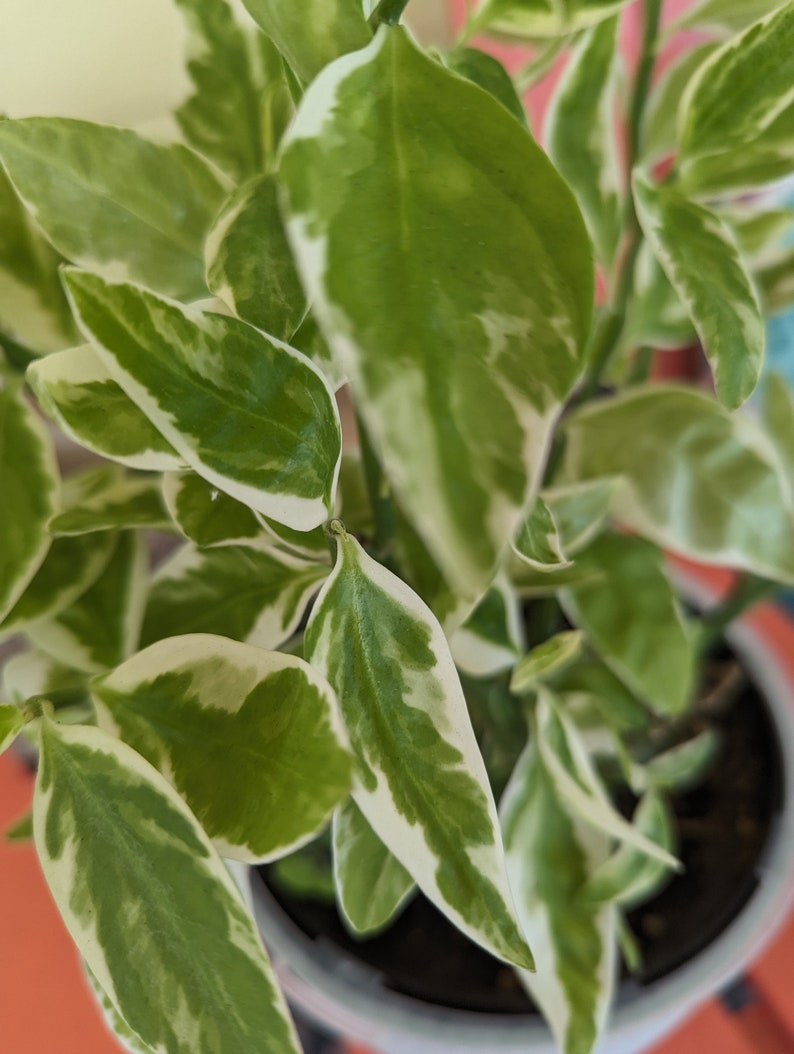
(2, 1), (794, 1053)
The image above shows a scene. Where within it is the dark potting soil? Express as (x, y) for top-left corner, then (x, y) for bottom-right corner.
(258, 652), (784, 1016)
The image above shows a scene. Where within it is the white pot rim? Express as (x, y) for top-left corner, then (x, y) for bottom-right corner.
(249, 588), (794, 1054)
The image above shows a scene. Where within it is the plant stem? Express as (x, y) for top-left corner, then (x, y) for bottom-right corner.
(578, 0), (663, 399)
(355, 409), (397, 558)
(368, 0), (410, 29)
(696, 574), (779, 655)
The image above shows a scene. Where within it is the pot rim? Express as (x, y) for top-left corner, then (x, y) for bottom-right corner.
(249, 580), (794, 1054)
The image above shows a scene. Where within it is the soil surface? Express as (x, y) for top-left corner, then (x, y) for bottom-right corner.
(259, 649), (784, 1015)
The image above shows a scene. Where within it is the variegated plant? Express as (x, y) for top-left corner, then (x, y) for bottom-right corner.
(2, 0), (794, 1052)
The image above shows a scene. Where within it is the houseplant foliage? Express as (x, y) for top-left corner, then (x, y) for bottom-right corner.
(2, 0), (794, 1051)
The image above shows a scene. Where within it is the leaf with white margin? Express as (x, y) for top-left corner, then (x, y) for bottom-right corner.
(258, 515), (330, 562)
(304, 524), (534, 970)
(240, 0), (371, 83)
(513, 496), (571, 572)
(559, 533), (695, 717)
(173, 0), (266, 182)
(27, 345), (184, 472)
(761, 373), (794, 503)
(0, 383), (59, 621)
(545, 17), (622, 272)
(0, 118), (227, 301)
(163, 471), (263, 548)
(0, 163), (77, 357)
(141, 542), (327, 651)
(582, 791), (676, 909)
(536, 690), (679, 869)
(2, 649), (87, 709)
(640, 44), (718, 166)
(500, 716), (615, 1054)
(50, 466), (170, 536)
(644, 730), (720, 793)
(1, 531), (115, 635)
(677, 2), (794, 168)
(721, 206), (794, 259)
(678, 103), (794, 198)
(333, 798), (414, 936)
(473, 0), (632, 39)
(633, 173), (763, 409)
(620, 242), (696, 352)
(30, 533), (148, 673)
(672, 0), (776, 36)
(510, 630), (584, 696)
(0, 705), (25, 755)
(562, 386), (794, 581)
(541, 479), (618, 556)
(93, 634), (352, 863)
(34, 718), (303, 1054)
(64, 271), (341, 530)
(450, 574), (525, 678)
(281, 26), (592, 595)
(756, 248), (794, 316)
(205, 175), (308, 342)
(85, 965), (157, 1054)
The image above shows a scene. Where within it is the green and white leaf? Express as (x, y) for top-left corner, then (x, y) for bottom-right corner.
(173, 0), (267, 182)
(541, 479), (618, 556)
(671, 0), (776, 36)
(678, 104), (794, 197)
(510, 630), (584, 696)
(473, 0), (632, 39)
(205, 175), (308, 341)
(582, 791), (676, 908)
(258, 515), (330, 561)
(240, 0), (371, 83)
(94, 634), (351, 862)
(719, 206), (794, 259)
(450, 574), (524, 678)
(2, 648), (87, 709)
(289, 311), (343, 389)
(513, 496), (571, 573)
(0, 383), (59, 621)
(445, 48), (528, 126)
(0, 704), (25, 755)
(27, 345), (184, 472)
(536, 691), (679, 868)
(501, 720), (615, 1054)
(29, 533), (148, 673)
(0, 119), (227, 301)
(50, 466), (169, 536)
(281, 27), (592, 595)
(64, 271), (341, 529)
(0, 163), (77, 356)
(85, 965), (157, 1054)
(677, 2), (794, 169)
(559, 533), (695, 717)
(621, 242), (696, 352)
(755, 248), (794, 316)
(761, 373), (794, 503)
(304, 526), (534, 969)
(34, 718), (302, 1054)
(640, 44), (718, 165)
(141, 542), (327, 651)
(545, 17), (622, 271)
(562, 386), (794, 582)
(1, 531), (115, 635)
(163, 471), (264, 548)
(333, 797), (414, 936)
(643, 730), (720, 793)
(633, 173), (763, 409)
